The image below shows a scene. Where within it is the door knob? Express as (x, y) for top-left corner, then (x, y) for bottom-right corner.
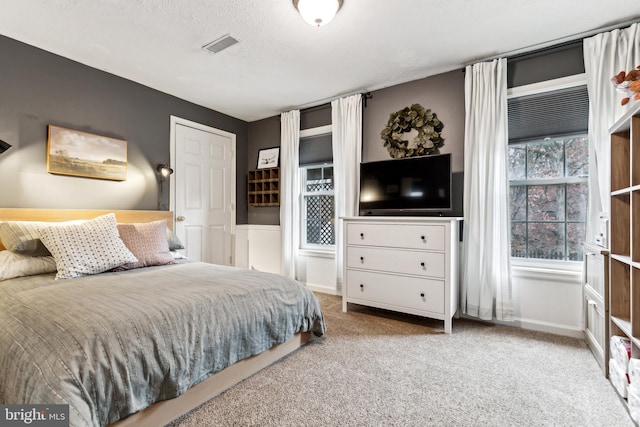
(176, 215), (186, 222)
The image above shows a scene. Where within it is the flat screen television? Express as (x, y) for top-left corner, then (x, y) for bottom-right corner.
(359, 153), (452, 215)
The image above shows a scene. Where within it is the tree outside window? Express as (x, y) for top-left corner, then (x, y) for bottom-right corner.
(509, 135), (588, 261)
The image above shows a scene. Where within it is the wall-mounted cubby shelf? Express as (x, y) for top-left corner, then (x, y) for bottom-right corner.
(247, 168), (280, 207)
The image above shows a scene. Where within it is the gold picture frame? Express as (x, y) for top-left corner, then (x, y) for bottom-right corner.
(47, 125), (128, 181)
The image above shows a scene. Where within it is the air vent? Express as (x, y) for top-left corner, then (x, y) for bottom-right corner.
(203, 35), (239, 54)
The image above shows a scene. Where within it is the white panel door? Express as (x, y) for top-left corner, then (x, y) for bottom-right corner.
(172, 119), (235, 265)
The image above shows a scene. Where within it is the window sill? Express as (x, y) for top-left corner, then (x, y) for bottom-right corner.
(510, 258), (582, 284)
(298, 248), (335, 259)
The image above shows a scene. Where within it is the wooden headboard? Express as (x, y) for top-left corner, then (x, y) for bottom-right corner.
(0, 209), (174, 251)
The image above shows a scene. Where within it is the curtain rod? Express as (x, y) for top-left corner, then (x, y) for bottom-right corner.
(290, 91), (371, 114)
(470, 17), (640, 64)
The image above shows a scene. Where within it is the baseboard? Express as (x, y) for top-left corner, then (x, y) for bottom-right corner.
(515, 318), (585, 339)
(497, 317), (584, 339)
(306, 283), (340, 296)
(458, 312), (584, 338)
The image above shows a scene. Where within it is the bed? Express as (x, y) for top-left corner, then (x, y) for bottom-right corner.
(0, 208), (326, 427)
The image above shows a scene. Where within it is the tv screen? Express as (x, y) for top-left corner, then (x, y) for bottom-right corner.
(359, 153), (452, 215)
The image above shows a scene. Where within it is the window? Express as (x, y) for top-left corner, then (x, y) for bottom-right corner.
(299, 123), (334, 251)
(509, 135), (588, 261)
(507, 80), (589, 262)
(301, 164), (335, 248)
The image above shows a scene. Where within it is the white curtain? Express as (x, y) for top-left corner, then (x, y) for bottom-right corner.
(280, 110), (300, 279)
(583, 23), (640, 243)
(331, 94), (363, 289)
(461, 58), (513, 321)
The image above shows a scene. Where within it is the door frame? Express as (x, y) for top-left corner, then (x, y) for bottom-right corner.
(169, 115), (237, 249)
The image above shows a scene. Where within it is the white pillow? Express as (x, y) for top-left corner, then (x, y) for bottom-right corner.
(39, 213), (138, 279)
(0, 250), (57, 280)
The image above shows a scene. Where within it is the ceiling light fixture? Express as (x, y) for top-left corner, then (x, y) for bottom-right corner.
(293, 0), (343, 27)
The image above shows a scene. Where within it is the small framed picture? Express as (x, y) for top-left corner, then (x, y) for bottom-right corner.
(257, 147), (280, 169)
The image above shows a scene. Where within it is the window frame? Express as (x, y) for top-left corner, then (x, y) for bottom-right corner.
(507, 74), (588, 265)
(300, 163), (335, 251)
(298, 125), (334, 253)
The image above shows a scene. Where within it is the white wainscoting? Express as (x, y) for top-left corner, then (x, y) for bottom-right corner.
(234, 225), (282, 274)
(234, 225), (338, 294)
(508, 262), (584, 338)
(295, 249), (338, 295)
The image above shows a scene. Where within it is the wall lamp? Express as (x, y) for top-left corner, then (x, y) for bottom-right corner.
(0, 139), (11, 155)
(156, 164), (174, 210)
(157, 164), (174, 179)
(293, 0), (343, 27)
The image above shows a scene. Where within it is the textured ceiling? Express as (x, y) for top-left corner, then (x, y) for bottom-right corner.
(1, 0), (640, 122)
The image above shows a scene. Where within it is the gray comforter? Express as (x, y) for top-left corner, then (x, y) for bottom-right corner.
(0, 262), (326, 426)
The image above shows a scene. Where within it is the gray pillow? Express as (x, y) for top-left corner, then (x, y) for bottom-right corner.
(0, 220), (81, 256)
(166, 228), (185, 250)
(1, 219), (185, 255)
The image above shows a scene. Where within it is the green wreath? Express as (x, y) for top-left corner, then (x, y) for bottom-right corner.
(380, 103), (444, 158)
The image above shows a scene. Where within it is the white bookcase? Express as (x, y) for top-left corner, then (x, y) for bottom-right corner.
(341, 216), (462, 333)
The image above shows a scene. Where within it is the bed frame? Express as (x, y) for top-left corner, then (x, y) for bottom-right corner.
(0, 208), (311, 426)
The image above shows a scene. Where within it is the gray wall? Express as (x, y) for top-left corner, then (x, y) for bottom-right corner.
(246, 106), (332, 225)
(0, 35), (249, 224)
(363, 70), (465, 171)
(363, 69), (466, 217)
(245, 71), (466, 224)
(247, 116), (281, 225)
(507, 41), (584, 88)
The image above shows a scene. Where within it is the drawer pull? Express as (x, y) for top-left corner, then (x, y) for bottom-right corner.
(421, 235), (426, 241)
(360, 284), (364, 289)
(360, 233), (364, 239)
(420, 262), (425, 267)
(420, 292), (425, 298)
(360, 256), (364, 262)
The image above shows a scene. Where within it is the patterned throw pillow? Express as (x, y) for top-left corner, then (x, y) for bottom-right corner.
(0, 250), (57, 280)
(39, 213), (138, 279)
(116, 220), (175, 270)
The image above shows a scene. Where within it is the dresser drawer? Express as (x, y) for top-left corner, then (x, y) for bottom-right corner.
(346, 269), (445, 314)
(347, 246), (445, 278)
(347, 223), (445, 250)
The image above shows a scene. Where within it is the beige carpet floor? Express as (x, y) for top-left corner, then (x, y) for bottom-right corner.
(168, 292), (633, 426)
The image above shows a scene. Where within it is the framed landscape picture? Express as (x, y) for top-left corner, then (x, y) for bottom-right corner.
(47, 125), (128, 181)
(257, 147), (280, 169)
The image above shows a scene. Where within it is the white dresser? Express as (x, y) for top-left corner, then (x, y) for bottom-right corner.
(341, 216), (462, 333)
